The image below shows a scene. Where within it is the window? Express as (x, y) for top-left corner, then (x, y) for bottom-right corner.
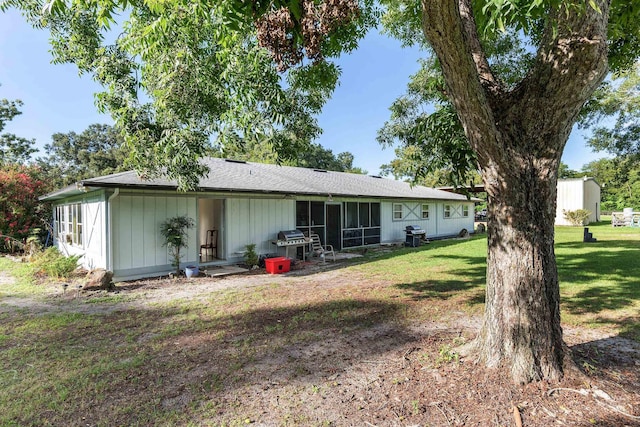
(462, 205), (469, 217)
(56, 203), (83, 246)
(421, 204), (430, 219)
(393, 204), (403, 220)
(444, 205), (451, 218)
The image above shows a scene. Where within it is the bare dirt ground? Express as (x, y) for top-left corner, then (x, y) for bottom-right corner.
(2, 263), (640, 426)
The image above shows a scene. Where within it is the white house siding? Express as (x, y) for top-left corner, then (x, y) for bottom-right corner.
(111, 193), (197, 280)
(225, 197), (295, 258)
(381, 200), (475, 243)
(54, 192), (107, 271)
(81, 194), (107, 270)
(583, 180), (601, 223)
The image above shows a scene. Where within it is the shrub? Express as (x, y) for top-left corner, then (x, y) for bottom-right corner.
(32, 247), (81, 278)
(244, 244), (258, 268)
(159, 216), (194, 276)
(563, 209), (592, 226)
(0, 165), (51, 252)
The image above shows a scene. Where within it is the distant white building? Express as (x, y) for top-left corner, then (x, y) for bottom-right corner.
(555, 177), (601, 226)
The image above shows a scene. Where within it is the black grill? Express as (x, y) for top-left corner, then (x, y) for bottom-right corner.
(405, 225), (427, 247)
(277, 229), (305, 241)
(276, 229), (307, 247)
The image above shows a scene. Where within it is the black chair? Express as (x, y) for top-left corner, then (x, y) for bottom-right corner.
(200, 229), (218, 260)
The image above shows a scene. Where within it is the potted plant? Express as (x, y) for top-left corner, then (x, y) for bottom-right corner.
(159, 216), (195, 277)
(185, 265), (199, 278)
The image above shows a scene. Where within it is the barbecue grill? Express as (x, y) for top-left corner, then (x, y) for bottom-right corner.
(276, 229), (307, 246)
(273, 229), (310, 261)
(405, 225), (427, 247)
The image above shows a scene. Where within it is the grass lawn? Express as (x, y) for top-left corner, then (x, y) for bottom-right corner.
(349, 220), (640, 340)
(0, 221), (638, 426)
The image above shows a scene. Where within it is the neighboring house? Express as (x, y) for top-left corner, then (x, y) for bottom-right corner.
(555, 177), (601, 226)
(41, 158), (476, 281)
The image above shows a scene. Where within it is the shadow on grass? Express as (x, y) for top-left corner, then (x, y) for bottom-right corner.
(1, 298), (422, 426)
(391, 252), (486, 309)
(556, 240), (640, 313)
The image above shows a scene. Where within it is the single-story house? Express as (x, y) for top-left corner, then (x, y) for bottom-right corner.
(41, 158), (476, 281)
(555, 177), (601, 226)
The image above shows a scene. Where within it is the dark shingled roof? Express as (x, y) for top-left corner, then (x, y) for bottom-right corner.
(42, 157), (471, 201)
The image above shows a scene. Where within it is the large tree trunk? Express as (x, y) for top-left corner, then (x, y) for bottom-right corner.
(478, 144), (564, 383)
(421, 0), (610, 382)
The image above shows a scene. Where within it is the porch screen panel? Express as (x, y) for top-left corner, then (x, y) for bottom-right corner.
(359, 203), (370, 228)
(344, 202), (358, 229)
(296, 201), (310, 227)
(371, 203), (381, 227)
(310, 202), (325, 226)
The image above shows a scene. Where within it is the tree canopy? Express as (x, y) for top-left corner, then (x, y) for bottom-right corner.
(581, 61), (640, 157)
(215, 138), (366, 173)
(36, 123), (128, 187)
(1, 0), (376, 189)
(0, 89), (37, 165)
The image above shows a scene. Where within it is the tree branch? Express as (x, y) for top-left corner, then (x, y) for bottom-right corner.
(420, 0), (499, 164)
(505, 1), (611, 147)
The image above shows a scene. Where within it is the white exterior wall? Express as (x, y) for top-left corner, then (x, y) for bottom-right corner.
(381, 200), (475, 243)
(556, 180), (584, 225)
(225, 197), (295, 258)
(54, 192), (107, 271)
(555, 178), (600, 225)
(583, 179), (601, 223)
(111, 193), (197, 280)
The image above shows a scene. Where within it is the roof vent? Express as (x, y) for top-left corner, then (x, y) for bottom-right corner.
(313, 169), (328, 173)
(370, 175), (382, 179)
(225, 159), (247, 164)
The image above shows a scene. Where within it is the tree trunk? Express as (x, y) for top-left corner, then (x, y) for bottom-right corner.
(477, 148), (564, 383)
(420, 0), (610, 382)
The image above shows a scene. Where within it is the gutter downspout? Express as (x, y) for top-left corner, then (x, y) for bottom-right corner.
(106, 188), (120, 272)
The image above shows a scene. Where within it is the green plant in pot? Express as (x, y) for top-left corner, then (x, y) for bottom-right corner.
(244, 243), (258, 269)
(160, 216), (194, 277)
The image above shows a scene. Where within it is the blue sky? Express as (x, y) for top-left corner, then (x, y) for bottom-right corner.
(0, 7), (604, 176)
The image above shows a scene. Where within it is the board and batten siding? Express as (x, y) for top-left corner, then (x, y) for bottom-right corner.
(54, 192), (107, 271)
(111, 194), (197, 279)
(381, 200), (475, 243)
(225, 198), (295, 257)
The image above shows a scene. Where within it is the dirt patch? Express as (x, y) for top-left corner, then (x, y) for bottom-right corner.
(1, 263), (639, 426)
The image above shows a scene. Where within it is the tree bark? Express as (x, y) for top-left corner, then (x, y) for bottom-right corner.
(421, 0), (610, 383)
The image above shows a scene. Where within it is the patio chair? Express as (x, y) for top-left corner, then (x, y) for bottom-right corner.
(200, 229), (218, 260)
(309, 233), (335, 262)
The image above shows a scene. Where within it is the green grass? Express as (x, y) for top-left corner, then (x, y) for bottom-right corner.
(0, 222), (638, 425)
(554, 221), (640, 339)
(350, 221), (640, 339)
(0, 256), (50, 298)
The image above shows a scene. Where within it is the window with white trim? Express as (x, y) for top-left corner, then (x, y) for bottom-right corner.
(421, 204), (430, 219)
(444, 204), (451, 218)
(56, 203), (83, 246)
(462, 205), (469, 217)
(393, 203), (403, 220)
